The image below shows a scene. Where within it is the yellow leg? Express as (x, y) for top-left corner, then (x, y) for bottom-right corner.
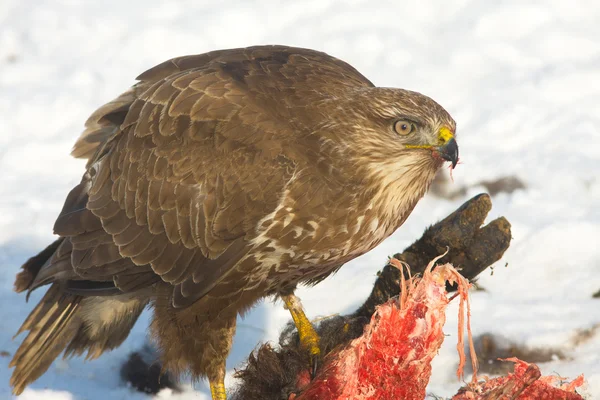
(281, 293), (321, 375)
(209, 379), (226, 400)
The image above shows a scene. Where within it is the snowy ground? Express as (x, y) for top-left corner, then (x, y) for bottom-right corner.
(1, 0), (599, 399)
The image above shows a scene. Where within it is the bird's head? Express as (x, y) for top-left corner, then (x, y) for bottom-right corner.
(320, 87), (459, 218)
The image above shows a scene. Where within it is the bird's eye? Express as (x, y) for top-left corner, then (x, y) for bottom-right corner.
(393, 120), (415, 135)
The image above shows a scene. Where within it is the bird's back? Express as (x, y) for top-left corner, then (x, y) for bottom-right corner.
(73, 45), (373, 165)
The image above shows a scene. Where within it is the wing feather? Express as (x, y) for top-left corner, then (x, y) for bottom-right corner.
(35, 45), (374, 307)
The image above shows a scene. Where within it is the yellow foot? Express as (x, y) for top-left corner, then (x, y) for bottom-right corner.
(210, 380), (226, 400)
(282, 293), (321, 376)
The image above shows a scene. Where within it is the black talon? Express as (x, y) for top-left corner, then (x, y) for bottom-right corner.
(310, 353), (319, 379)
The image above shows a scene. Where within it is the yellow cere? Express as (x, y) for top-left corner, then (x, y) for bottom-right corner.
(438, 126), (454, 144)
(404, 126), (454, 150)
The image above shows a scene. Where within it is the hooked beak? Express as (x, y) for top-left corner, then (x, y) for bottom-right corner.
(438, 138), (459, 168)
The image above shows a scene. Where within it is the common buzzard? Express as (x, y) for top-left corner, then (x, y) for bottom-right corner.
(10, 45), (458, 399)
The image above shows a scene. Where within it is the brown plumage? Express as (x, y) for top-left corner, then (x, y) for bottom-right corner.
(10, 45), (458, 396)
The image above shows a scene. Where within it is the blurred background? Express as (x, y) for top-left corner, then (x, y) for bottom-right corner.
(1, 0), (599, 398)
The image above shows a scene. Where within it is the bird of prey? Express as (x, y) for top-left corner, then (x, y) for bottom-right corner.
(9, 45), (458, 399)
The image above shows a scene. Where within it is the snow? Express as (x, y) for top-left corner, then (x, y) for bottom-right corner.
(1, 0), (599, 398)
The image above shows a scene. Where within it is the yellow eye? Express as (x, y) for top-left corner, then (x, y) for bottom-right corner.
(393, 120), (415, 135)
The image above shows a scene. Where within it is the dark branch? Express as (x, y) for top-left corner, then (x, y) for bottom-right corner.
(356, 192), (511, 319)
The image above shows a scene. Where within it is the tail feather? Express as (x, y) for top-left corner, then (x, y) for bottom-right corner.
(10, 286), (148, 395)
(15, 284), (70, 337)
(11, 241), (150, 395)
(10, 284), (82, 395)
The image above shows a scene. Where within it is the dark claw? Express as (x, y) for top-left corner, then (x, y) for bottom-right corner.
(310, 354), (319, 379)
